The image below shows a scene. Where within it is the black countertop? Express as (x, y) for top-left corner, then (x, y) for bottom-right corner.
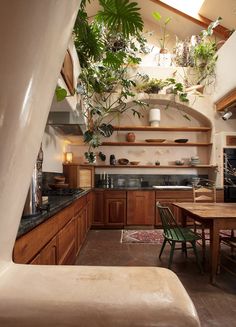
(17, 189), (90, 238)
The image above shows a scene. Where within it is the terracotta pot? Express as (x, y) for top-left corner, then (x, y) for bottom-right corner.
(126, 132), (135, 142)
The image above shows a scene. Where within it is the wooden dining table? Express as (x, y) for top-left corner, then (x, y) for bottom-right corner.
(172, 202), (236, 283)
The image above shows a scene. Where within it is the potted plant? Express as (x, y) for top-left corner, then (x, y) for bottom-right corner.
(73, 0), (148, 161)
(191, 17), (222, 86)
(152, 11), (172, 66)
(136, 78), (168, 94)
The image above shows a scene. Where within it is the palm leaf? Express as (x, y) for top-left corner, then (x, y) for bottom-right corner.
(96, 0), (143, 38)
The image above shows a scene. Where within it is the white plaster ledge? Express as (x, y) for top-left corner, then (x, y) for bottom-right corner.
(0, 264), (200, 327)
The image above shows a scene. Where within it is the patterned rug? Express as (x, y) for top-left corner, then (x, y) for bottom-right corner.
(121, 229), (164, 244)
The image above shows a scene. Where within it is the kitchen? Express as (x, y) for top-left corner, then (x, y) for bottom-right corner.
(1, 1), (236, 326)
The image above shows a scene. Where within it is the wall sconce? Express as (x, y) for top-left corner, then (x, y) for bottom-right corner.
(65, 152), (73, 164)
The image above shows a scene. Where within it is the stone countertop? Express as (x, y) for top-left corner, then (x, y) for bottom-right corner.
(94, 186), (193, 190)
(94, 186), (223, 190)
(17, 189), (90, 238)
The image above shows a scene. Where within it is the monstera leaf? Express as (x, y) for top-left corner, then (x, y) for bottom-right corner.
(97, 0), (143, 38)
(98, 123), (114, 137)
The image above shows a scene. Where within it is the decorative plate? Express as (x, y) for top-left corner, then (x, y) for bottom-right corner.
(145, 139), (166, 143)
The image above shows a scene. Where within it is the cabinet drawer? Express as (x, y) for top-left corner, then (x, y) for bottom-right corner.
(74, 195), (87, 215)
(156, 190), (193, 200)
(56, 204), (74, 231)
(104, 191), (126, 199)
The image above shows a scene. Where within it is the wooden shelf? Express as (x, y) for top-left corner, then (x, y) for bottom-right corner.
(95, 165), (218, 169)
(112, 126), (211, 132)
(101, 142), (212, 147)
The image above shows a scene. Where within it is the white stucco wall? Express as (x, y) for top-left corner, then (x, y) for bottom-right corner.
(42, 127), (67, 173)
(213, 31), (236, 103)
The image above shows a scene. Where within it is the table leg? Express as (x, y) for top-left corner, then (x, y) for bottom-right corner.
(209, 220), (220, 284)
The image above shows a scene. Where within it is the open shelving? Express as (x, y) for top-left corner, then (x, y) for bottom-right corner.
(95, 165), (217, 169)
(112, 125), (211, 132)
(101, 141), (212, 146)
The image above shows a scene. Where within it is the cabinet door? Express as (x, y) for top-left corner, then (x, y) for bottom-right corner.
(93, 190), (104, 226)
(105, 198), (126, 226)
(57, 218), (76, 265)
(86, 191), (93, 231)
(80, 206), (87, 244)
(30, 236), (57, 265)
(127, 191), (155, 225)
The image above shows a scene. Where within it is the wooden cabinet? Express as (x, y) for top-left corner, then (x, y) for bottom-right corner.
(57, 217), (76, 265)
(30, 236), (57, 265)
(93, 189), (104, 226)
(13, 192), (91, 265)
(86, 191), (93, 231)
(127, 191), (155, 225)
(14, 212), (58, 264)
(104, 191), (126, 227)
(63, 164), (94, 188)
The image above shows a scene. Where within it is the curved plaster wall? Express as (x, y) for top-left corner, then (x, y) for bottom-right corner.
(0, 2), (200, 326)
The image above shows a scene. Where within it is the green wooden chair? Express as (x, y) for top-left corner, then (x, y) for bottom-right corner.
(156, 202), (202, 271)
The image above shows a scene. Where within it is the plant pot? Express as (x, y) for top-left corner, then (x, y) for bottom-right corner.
(157, 49), (172, 67)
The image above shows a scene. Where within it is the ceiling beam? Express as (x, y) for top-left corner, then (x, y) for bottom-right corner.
(150, 0), (230, 39)
(215, 88), (236, 112)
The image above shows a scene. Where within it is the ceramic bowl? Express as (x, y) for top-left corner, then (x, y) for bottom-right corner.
(174, 139), (188, 143)
(175, 160), (184, 165)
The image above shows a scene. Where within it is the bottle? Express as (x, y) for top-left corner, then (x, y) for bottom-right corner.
(110, 154), (116, 165)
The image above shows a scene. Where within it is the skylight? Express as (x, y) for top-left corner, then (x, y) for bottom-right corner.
(161, 0), (205, 16)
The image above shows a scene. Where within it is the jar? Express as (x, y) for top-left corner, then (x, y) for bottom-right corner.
(126, 132), (135, 142)
(110, 154), (116, 165)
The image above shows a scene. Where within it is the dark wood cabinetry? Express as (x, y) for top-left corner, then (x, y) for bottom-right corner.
(13, 192), (92, 265)
(63, 164), (94, 188)
(127, 191), (155, 225)
(104, 191), (126, 226)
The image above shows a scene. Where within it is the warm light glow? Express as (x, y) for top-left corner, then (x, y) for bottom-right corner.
(65, 152), (73, 163)
(161, 0), (205, 16)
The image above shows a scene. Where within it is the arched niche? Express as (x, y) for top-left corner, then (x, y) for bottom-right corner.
(114, 95), (212, 129)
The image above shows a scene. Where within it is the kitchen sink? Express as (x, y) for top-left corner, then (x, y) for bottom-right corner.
(153, 186), (192, 189)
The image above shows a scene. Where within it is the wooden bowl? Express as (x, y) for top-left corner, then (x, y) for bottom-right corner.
(118, 158), (129, 165)
(130, 161), (140, 165)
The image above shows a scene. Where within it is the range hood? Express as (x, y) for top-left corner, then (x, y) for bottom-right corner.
(47, 111), (86, 136)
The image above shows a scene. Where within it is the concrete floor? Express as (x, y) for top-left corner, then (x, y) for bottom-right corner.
(76, 229), (236, 327)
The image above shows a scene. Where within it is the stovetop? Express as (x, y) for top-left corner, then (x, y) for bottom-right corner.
(43, 188), (85, 196)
